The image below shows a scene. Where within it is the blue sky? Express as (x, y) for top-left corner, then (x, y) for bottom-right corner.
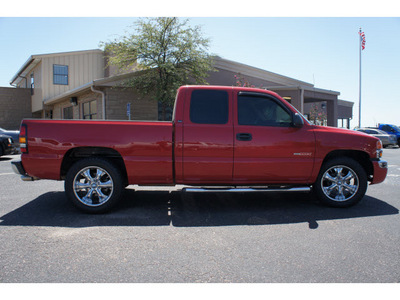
(1, 2), (399, 128)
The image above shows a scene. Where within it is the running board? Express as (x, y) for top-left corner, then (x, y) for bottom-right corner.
(182, 187), (311, 193)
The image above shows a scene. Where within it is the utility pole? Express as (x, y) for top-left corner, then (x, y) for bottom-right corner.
(358, 28), (365, 128)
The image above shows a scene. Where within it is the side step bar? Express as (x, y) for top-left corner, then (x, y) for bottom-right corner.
(182, 187), (311, 193)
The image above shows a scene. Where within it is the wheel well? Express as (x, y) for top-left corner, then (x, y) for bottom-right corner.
(322, 150), (373, 181)
(60, 147), (128, 185)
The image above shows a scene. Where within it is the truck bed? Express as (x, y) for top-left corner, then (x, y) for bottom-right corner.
(21, 119), (174, 184)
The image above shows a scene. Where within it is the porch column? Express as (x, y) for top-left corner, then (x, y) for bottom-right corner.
(287, 89), (303, 113)
(327, 98), (338, 127)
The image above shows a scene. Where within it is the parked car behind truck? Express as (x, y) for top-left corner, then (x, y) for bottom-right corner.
(0, 127), (20, 151)
(378, 124), (400, 146)
(11, 86), (388, 213)
(355, 128), (397, 148)
(0, 135), (16, 157)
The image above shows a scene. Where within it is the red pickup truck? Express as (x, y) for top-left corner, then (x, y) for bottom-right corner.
(12, 85), (388, 213)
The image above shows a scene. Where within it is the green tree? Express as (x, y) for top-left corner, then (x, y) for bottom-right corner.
(309, 103), (327, 125)
(102, 17), (215, 120)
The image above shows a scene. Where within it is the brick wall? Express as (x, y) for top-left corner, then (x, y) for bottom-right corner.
(52, 88), (157, 121)
(53, 91), (102, 119)
(0, 87), (32, 129)
(50, 88), (158, 121)
(105, 87), (158, 121)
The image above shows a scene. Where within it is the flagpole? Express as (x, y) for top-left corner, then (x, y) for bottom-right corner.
(358, 28), (362, 128)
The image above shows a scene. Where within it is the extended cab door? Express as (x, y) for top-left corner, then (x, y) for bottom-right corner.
(181, 87), (234, 184)
(233, 91), (315, 184)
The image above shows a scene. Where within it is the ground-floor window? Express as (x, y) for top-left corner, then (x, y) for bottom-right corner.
(82, 100), (97, 119)
(63, 106), (73, 119)
(158, 102), (173, 121)
(45, 110), (53, 119)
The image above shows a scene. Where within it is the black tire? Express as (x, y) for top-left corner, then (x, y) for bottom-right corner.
(314, 157), (367, 207)
(65, 158), (124, 213)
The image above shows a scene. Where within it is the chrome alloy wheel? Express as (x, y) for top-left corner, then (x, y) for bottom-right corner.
(73, 166), (114, 207)
(321, 165), (359, 202)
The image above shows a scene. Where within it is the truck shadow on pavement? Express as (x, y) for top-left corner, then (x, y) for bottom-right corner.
(0, 188), (398, 229)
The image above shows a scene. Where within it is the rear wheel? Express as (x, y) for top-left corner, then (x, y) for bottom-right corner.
(65, 158), (124, 213)
(314, 157), (367, 207)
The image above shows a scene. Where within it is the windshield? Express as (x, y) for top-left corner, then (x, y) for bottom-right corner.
(392, 125), (400, 132)
(376, 129), (388, 134)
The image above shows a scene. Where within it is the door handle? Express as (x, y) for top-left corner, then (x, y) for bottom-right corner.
(236, 133), (252, 141)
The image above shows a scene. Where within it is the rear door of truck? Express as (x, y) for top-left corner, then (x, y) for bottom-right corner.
(181, 86), (234, 184)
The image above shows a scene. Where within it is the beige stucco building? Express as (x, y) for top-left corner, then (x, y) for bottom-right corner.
(9, 49), (106, 119)
(2, 49), (353, 129)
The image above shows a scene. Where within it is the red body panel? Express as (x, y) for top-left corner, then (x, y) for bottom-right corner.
(22, 120), (173, 184)
(232, 91), (316, 184)
(180, 86), (234, 184)
(309, 126), (380, 183)
(20, 85), (386, 187)
(371, 161), (387, 184)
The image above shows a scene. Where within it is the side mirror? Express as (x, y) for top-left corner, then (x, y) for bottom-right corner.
(292, 113), (304, 128)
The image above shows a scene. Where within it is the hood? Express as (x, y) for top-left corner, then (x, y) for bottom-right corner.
(312, 125), (370, 138)
(312, 125), (380, 158)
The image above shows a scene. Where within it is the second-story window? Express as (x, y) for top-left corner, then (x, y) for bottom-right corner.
(53, 64), (68, 85)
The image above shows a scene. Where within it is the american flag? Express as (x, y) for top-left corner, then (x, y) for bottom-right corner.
(359, 31), (366, 50)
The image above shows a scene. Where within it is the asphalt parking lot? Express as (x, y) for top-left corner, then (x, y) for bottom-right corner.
(0, 149), (399, 283)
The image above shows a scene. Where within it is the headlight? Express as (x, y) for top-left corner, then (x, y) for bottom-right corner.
(8, 138), (13, 144)
(376, 140), (383, 158)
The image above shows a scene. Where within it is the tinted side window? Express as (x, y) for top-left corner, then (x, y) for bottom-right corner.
(190, 90), (229, 124)
(238, 95), (292, 127)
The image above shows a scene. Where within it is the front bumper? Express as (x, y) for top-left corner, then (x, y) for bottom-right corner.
(371, 159), (388, 184)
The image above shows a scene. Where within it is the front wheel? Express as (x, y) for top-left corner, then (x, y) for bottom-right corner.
(314, 157), (368, 207)
(65, 158), (124, 213)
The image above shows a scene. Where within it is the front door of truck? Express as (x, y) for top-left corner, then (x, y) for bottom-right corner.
(182, 88), (234, 184)
(233, 92), (315, 184)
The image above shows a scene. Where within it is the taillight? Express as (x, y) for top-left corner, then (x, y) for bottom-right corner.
(19, 124), (28, 153)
